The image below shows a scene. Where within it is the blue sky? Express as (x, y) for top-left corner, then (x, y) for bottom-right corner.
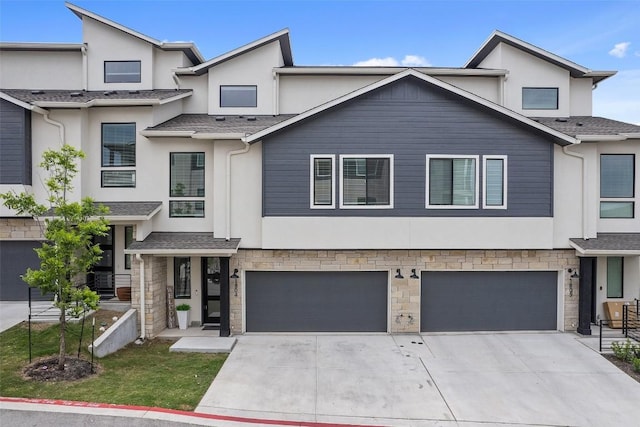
(1, 0), (639, 124)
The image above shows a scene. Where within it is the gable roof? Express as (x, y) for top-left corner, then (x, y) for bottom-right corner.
(1, 89), (192, 108)
(465, 30), (615, 84)
(175, 29), (293, 76)
(65, 2), (204, 65)
(243, 69), (577, 146)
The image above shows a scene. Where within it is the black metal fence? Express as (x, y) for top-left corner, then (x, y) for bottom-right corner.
(599, 300), (640, 352)
(86, 273), (131, 298)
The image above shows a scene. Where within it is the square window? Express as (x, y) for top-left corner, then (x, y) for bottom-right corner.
(310, 155), (335, 208)
(220, 85), (257, 107)
(340, 155), (393, 208)
(104, 61), (141, 83)
(426, 155), (478, 208)
(600, 154), (635, 218)
(522, 87), (558, 110)
(102, 123), (136, 167)
(174, 257), (191, 298)
(606, 257), (623, 298)
(170, 153), (205, 197)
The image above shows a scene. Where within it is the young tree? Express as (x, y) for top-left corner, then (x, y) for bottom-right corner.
(1, 144), (109, 370)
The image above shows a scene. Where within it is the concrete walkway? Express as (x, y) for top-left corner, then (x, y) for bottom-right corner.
(0, 301), (29, 332)
(196, 332), (640, 426)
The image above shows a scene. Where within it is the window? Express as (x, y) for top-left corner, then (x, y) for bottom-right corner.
(606, 257), (623, 298)
(600, 154), (634, 218)
(104, 61), (141, 83)
(522, 87), (558, 110)
(220, 85), (257, 107)
(426, 155), (478, 208)
(170, 153), (205, 197)
(174, 257), (191, 298)
(310, 155), (335, 208)
(124, 226), (133, 270)
(102, 123), (136, 167)
(340, 155), (393, 208)
(483, 156), (507, 209)
(102, 170), (135, 188)
(169, 201), (205, 218)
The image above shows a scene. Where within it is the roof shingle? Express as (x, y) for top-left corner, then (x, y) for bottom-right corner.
(534, 116), (640, 137)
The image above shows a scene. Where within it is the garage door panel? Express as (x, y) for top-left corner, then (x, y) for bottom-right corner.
(421, 271), (557, 332)
(246, 271), (387, 332)
(0, 241), (45, 301)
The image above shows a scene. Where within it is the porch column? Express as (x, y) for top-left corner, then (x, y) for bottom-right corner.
(578, 257), (596, 335)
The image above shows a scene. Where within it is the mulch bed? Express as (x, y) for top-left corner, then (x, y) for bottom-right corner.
(23, 356), (98, 382)
(603, 354), (640, 383)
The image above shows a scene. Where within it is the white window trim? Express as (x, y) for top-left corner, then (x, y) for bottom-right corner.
(339, 154), (394, 209)
(310, 154), (335, 209)
(425, 154), (479, 209)
(483, 155), (508, 210)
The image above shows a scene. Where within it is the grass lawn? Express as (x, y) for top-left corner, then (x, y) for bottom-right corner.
(0, 309), (227, 410)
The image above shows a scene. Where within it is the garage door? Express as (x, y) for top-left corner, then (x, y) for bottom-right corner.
(421, 271), (557, 332)
(0, 241), (43, 301)
(246, 271), (387, 332)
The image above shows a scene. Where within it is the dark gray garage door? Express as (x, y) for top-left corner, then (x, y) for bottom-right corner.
(0, 240), (43, 301)
(246, 271), (387, 332)
(421, 271), (557, 332)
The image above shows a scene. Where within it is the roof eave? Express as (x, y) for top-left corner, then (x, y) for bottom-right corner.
(0, 42), (83, 51)
(0, 92), (48, 114)
(124, 248), (239, 256)
(274, 67), (508, 77)
(30, 91), (191, 108)
(578, 133), (640, 142)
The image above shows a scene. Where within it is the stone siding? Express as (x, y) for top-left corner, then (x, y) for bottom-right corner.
(231, 249), (579, 334)
(131, 255), (167, 339)
(0, 218), (43, 240)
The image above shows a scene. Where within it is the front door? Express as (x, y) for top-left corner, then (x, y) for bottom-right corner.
(88, 226), (114, 297)
(202, 257), (221, 325)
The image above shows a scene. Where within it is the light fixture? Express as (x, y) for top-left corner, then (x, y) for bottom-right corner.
(230, 268), (239, 297)
(410, 269), (419, 279)
(568, 268), (579, 297)
(395, 269), (404, 279)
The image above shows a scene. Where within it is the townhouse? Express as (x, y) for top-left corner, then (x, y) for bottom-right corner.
(1, 2), (639, 338)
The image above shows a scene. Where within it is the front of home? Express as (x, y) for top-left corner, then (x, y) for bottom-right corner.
(1, 2), (639, 338)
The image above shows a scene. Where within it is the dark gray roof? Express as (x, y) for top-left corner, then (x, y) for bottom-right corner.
(96, 201), (162, 217)
(570, 233), (640, 253)
(534, 117), (640, 138)
(146, 114), (295, 135)
(2, 89), (191, 104)
(127, 232), (240, 253)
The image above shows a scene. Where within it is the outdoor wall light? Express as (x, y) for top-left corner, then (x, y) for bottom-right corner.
(568, 268), (579, 297)
(230, 268), (239, 296)
(395, 269), (404, 279)
(410, 269), (419, 279)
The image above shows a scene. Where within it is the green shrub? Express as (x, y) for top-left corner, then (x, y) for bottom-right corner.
(611, 339), (639, 363)
(176, 303), (191, 311)
(633, 358), (640, 373)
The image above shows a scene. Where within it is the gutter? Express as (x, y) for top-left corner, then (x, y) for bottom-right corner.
(135, 253), (146, 339)
(562, 143), (588, 240)
(225, 140), (251, 241)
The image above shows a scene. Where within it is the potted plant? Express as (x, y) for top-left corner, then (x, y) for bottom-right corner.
(176, 303), (191, 330)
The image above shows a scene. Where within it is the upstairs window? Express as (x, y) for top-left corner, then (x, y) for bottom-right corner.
(427, 155), (478, 208)
(104, 61), (141, 83)
(483, 156), (507, 209)
(522, 87), (558, 110)
(101, 123), (136, 188)
(600, 154), (634, 218)
(310, 155), (335, 208)
(340, 155), (393, 208)
(170, 153), (205, 218)
(606, 257), (623, 298)
(220, 85), (257, 107)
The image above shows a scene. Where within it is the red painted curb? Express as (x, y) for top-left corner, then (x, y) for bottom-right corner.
(0, 396), (382, 427)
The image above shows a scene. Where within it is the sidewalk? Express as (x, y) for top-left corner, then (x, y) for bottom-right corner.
(0, 301), (28, 333)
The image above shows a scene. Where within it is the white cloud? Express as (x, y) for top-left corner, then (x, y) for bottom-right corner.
(353, 54), (431, 67)
(609, 42), (631, 58)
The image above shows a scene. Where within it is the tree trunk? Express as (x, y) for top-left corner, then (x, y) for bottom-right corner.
(58, 306), (66, 370)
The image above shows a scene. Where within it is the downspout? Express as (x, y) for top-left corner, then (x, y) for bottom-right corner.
(226, 140), (251, 241)
(272, 70), (279, 115)
(562, 143), (588, 240)
(81, 44), (88, 91)
(136, 254), (146, 339)
(42, 112), (65, 145)
(172, 71), (181, 90)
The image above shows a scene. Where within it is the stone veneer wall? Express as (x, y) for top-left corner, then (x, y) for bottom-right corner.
(230, 249), (579, 335)
(0, 218), (43, 239)
(131, 255), (167, 339)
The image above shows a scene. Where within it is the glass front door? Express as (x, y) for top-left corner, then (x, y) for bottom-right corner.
(202, 257), (221, 325)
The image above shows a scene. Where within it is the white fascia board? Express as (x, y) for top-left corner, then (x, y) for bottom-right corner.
(577, 134), (640, 142)
(161, 42), (205, 64)
(568, 241), (640, 256)
(139, 130), (195, 138)
(244, 69), (577, 145)
(33, 92), (191, 109)
(466, 30), (591, 75)
(192, 133), (245, 140)
(123, 248), (238, 256)
(275, 67), (508, 77)
(177, 28), (290, 75)
(0, 42), (83, 51)
(0, 92), (48, 114)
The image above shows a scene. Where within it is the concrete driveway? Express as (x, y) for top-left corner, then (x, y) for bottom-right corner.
(196, 332), (640, 426)
(0, 301), (29, 333)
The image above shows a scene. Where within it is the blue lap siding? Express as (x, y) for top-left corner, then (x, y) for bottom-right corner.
(0, 99), (32, 185)
(262, 76), (554, 217)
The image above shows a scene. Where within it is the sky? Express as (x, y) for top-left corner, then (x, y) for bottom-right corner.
(0, 0), (639, 124)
